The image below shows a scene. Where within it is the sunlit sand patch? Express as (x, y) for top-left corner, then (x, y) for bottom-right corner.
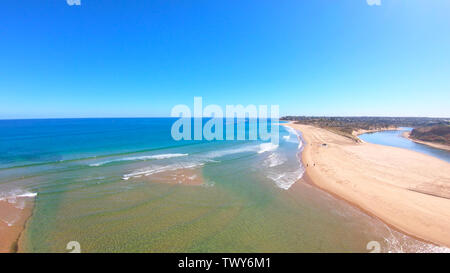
(134, 168), (205, 186)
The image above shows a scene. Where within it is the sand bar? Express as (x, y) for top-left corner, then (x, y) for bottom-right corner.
(131, 167), (205, 186)
(285, 123), (450, 247)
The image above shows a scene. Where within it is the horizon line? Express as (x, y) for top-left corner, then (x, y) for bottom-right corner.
(0, 115), (449, 121)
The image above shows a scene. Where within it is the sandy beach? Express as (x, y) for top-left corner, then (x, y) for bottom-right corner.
(285, 123), (450, 247)
(0, 199), (34, 253)
(352, 127), (398, 138)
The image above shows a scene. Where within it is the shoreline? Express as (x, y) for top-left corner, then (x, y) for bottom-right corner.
(0, 198), (34, 253)
(352, 127), (399, 138)
(283, 123), (450, 249)
(402, 131), (450, 152)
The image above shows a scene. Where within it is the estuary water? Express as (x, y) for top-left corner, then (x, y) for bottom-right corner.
(359, 127), (450, 163)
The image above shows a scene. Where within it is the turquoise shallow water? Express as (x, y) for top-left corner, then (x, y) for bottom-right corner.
(0, 119), (446, 252)
(358, 127), (450, 163)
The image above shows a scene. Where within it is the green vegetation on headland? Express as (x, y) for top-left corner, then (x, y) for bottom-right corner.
(280, 116), (450, 143)
(410, 125), (450, 146)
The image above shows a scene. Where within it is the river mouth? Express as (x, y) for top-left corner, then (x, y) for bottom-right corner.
(358, 128), (450, 163)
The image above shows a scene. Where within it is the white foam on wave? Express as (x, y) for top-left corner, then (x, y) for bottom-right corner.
(0, 190), (37, 226)
(263, 153), (287, 168)
(258, 143), (279, 154)
(90, 153), (188, 167)
(381, 225), (450, 253)
(264, 142), (304, 190)
(284, 126), (300, 139)
(267, 167), (304, 190)
(203, 142), (280, 158)
(203, 145), (260, 159)
(122, 161), (204, 180)
(297, 139), (303, 150)
(15, 192), (37, 198)
(283, 126), (304, 149)
(0, 190), (37, 203)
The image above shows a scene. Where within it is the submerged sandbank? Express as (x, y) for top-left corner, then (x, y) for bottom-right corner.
(133, 167), (206, 186)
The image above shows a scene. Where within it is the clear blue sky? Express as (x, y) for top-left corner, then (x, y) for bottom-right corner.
(1, 0), (449, 119)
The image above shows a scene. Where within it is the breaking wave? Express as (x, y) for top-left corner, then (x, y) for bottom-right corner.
(382, 225), (450, 253)
(266, 167), (305, 190)
(264, 126), (305, 190)
(0, 189), (37, 226)
(263, 153), (287, 168)
(202, 145), (260, 159)
(281, 125), (304, 149)
(258, 143), (279, 154)
(122, 161), (204, 180)
(89, 153), (188, 167)
(203, 142), (279, 158)
(0, 190), (38, 203)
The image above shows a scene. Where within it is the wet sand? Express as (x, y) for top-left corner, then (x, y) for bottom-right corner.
(0, 199), (34, 252)
(284, 123), (450, 248)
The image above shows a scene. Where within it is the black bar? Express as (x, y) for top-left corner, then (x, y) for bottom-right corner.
(0, 253), (446, 272)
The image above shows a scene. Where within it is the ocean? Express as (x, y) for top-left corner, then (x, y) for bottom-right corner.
(0, 118), (446, 252)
